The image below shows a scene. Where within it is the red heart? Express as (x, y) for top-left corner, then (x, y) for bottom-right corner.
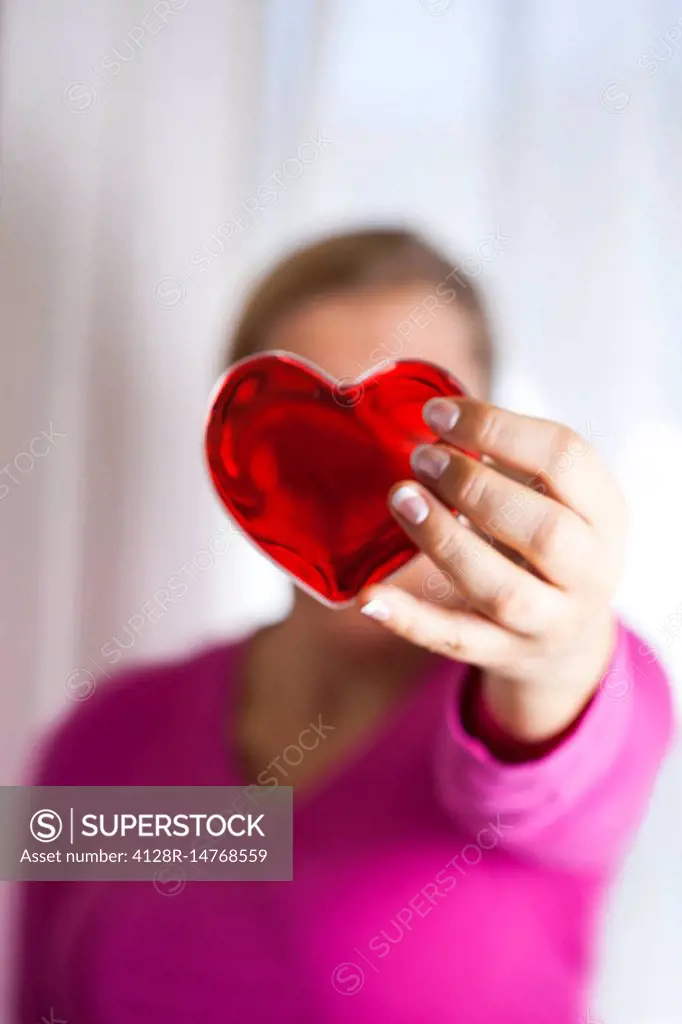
(205, 352), (474, 605)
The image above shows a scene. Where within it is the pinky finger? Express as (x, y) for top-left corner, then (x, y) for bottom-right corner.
(359, 585), (514, 670)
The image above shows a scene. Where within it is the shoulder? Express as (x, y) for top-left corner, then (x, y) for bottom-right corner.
(26, 640), (243, 786)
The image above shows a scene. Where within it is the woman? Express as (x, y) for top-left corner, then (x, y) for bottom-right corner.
(16, 228), (674, 1023)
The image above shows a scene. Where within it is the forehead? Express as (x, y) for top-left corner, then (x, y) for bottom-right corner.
(263, 285), (481, 393)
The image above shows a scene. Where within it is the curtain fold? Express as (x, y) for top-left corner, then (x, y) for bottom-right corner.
(0, 0), (268, 767)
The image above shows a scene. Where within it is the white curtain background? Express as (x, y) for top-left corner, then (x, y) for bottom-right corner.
(1, 0), (682, 1020)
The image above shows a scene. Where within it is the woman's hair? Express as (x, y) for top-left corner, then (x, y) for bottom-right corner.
(228, 227), (494, 384)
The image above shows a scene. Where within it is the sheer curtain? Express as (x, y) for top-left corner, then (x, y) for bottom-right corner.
(1, 0), (682, 1020)
(0, 0), (269, 776)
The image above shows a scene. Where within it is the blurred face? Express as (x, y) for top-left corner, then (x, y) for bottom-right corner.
(263, 284), (490, 643)
(265, 284), (488, 399)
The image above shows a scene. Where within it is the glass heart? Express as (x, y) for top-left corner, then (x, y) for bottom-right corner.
(205, 352), (476, 605)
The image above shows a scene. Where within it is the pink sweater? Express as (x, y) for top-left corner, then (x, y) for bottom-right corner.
(15, 621), (673, 1023)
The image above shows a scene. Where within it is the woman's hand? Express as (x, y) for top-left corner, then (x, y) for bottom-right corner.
(360, 397), (628, 743)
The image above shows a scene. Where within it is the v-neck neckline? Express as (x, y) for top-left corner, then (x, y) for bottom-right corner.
(213, 634), (466, 814)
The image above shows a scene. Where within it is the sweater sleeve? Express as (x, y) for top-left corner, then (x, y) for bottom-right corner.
(434, 620), (676, 873)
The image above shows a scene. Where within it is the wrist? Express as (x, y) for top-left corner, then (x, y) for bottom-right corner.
(481, 612), (617, 744)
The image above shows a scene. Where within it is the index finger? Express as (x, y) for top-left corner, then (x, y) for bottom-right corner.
(423, 397), (617, 527)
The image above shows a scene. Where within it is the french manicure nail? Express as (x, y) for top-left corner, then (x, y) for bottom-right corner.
(423, 398), (460, 435)
(391, 485), (429, 525)
(361, 598), (391, 621)
(410, 444), (450, 480)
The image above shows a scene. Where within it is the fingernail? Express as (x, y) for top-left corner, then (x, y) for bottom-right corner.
(361, 598), (391, 621)
(423, 398), (460, 435)
(391, 485), (429, 525)
(410, 444), (450, 480)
